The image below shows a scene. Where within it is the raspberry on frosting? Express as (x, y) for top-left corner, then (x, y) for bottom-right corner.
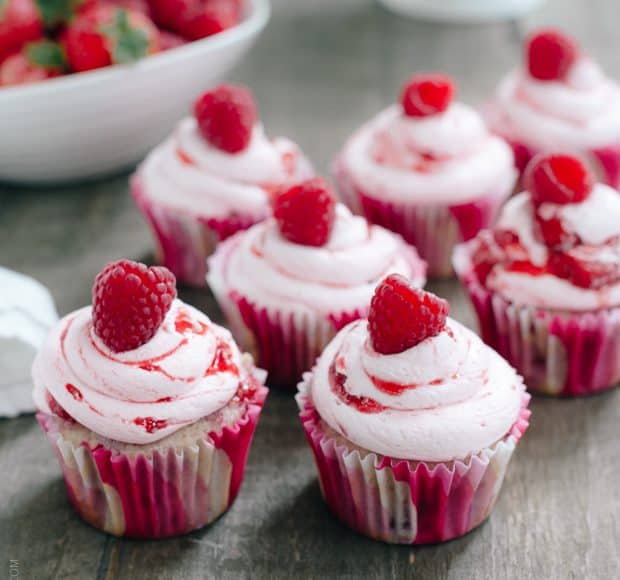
(368, 274), (449, 355)
(524, 153), (594, 206)
(193, 84), (257, 154)
(92, 259), (177, 352)
(399, 73), (455, 118)
(525, 28), (578, 81)
(273, 177), (336, 246)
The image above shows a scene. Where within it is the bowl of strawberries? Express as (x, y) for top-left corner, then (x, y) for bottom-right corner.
(0, 0), (270, 184)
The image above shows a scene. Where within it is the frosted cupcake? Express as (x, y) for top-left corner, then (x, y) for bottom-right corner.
(334, 72), (516, 277)
(454, 153), (620, 396)
(297, 276), (530, 544)
(207, 178), (427, 388)
(33, 260), (267, 538)
(132, 84), (313, 286)
(486, 28), (620, 186)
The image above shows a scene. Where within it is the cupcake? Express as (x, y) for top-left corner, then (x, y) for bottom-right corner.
(207, 178), (427, 388)
(296, 275), (530, 544)
(32, 260), (267, 538)
(486, 28), (620, 187)
(131, 84), (313, 286)
(333, 72), (516, 277)
(454, 153), (620, 396)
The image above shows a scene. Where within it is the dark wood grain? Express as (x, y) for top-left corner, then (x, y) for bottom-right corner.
(1, 1), (619, 578)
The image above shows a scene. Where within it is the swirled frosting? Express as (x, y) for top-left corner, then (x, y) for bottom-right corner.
(307, 318), (525, 462)
(136, 117), (313, 219)
(32, 300), (254, 444)
(487, 57), (620, 150)
(468, 183), (620, 310)
(207, 204), (427, 314)
(337, 103), (516, 205)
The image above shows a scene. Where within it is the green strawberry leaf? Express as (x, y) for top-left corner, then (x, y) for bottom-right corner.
(102, 9), (150, 65)
(0, 0), (8, 17)
(35, 0), (89, 28)
(26, 40), (67, 71)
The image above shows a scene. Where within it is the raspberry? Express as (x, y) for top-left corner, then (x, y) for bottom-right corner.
(526, 29), (578, 81)
(524, 154), (594, 206)
(368, 274), (449, 355)
(194, 84), (257, 154)
(62, 5), (160, 73)
(549, 247), (620, 289)
(273, 177), (336, 246)
(400, 73), (455, 118)
(92, 259), (177, 352)
(534, 212), (579, 250)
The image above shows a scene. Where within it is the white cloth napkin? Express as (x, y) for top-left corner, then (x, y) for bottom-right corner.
(0, 266), (58, 417)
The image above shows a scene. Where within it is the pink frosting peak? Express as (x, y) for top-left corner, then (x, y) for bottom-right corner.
(32, 300), (254, 444)
(308, 318), (525, 462)
(137, 117), (313, 221)
(338, 103), (515, 206)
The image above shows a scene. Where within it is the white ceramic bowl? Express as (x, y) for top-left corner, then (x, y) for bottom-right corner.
(378, 0), (545, 22)
(0, 0), (270, 185)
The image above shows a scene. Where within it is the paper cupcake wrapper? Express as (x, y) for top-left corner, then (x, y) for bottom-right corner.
(131, 176), (263, 287)
(454, 244), (620, 396)
(207, 237), (426, 389)
(38, 385), (268, 538)
(212, 286), (363, 390)
(296, 380), (530, 544)
(333, 159), (511, 278)
(492, 134), (620, 190)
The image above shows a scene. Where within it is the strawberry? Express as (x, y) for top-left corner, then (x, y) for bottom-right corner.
(62, 4), (159, 73)
(273, 178), (336, 247)
(193, 84), (257, 153)
(92, 259), (177, 353)
(0, 39), (66, 85)
(0, 0), (43, 62)
(149, 0), (239, 41)
(524, 153), (594, 206)
(526, 28), (578, 81)
(400, 72), (455, 118)
(368, 275), (450, 355)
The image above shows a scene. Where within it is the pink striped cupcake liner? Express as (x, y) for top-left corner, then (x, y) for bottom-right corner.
(37, 384), (268, 538)
(296, 380), (531, 544)
(212, 286), (364, 389)
(493, 135), (620, 190)
(454, 244), (620, 396)
(207, 236), (426, 389)
(131, 176), (264, 287)
(333, 159), (512, 278)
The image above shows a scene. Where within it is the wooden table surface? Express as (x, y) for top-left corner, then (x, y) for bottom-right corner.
(1, 1), (619, 578)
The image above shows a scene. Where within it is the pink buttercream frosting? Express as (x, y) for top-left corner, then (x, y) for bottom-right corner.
(337, 103), (516, 205)
(487, 57), (620, 151)
(307, 318), (525, 462)
(136, 117), (313, 220)
(32, 300), (255, 444)
(207, 204), (427, 314)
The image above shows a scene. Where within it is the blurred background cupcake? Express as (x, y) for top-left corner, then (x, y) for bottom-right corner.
(33, 259), (267, 537)
(333, 72), (516, 278)
(297, 276), (530, 544)
(131, 83), (313, 286)
(454, 153), (620, 396)
(208, 177), (426, 388)
(485, 28), (620, 187)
